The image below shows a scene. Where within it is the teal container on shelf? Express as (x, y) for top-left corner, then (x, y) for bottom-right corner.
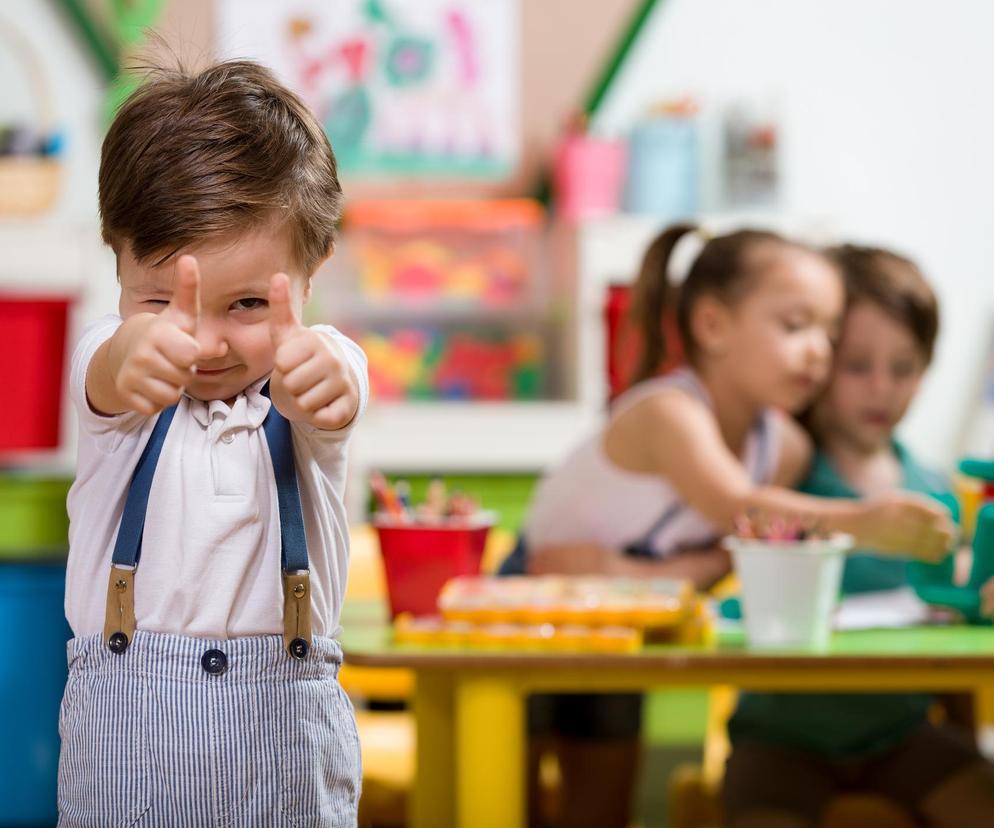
(0, 561), (72, 825)
(622, 116), (699, 219)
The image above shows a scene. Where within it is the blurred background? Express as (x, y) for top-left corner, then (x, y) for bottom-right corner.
(4, 1), (994, 826)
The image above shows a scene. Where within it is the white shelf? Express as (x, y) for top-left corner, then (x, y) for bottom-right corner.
(351, 400), (600, 471)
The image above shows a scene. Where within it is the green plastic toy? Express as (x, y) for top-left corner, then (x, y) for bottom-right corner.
(913, 459), (994, 625)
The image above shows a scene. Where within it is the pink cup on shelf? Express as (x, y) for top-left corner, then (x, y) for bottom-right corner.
(553, 132), (626, 221)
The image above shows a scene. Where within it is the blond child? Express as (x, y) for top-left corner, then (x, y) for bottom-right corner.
(724, 245), (994, 828)
(509, 226), (953, 828)
(59, 61), (367, 825)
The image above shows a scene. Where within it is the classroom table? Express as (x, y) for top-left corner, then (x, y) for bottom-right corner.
(340, 613), (994, 828)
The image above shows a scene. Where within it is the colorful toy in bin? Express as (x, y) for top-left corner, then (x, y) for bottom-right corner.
(344, 200), (544, 308)
(358, 327), (545, 400)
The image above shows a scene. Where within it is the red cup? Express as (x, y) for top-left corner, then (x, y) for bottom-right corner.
(374, 517), (493, 617)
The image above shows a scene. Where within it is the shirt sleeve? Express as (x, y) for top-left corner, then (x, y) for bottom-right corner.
(69, 314), (147, 448)
(294, 324), (369, 443)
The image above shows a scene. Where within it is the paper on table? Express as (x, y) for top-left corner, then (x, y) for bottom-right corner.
(833, 587), (933, 631)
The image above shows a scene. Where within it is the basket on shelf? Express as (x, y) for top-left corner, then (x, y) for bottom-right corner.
(0, 19), (62, 217)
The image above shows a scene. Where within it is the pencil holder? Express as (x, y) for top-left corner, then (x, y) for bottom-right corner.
(0, 21), (62, 216)
(725, 534), (852, 650)
(374, 515), (494, 618)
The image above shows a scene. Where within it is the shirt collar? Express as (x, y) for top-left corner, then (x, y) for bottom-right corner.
(186, 374), (272, 431)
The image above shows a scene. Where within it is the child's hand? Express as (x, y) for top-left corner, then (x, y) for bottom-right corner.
(982, 577), (994, 619)
(109, 255), (201, 415)
(527, 543), (616, 576)
(268, 273), (359, 430)
(853, 493), (955, 562)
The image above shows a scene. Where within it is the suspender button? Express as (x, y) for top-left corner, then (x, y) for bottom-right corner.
(201, 649), (228, 675)
(108, 632), (129, 654)
(289, 638), (309, 660)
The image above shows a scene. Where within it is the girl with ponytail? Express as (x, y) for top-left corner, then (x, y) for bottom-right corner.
(510, 224), (954, 828)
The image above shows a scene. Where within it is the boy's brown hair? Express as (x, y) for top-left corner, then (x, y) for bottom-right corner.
(99, 60), (342, 273)
(827, 245), (939, 363)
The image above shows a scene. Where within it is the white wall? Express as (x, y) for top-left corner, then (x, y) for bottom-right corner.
(594, 0), (994, 468)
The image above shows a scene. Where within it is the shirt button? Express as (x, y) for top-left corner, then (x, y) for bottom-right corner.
(201, 649), (228, 675)
(221, 432), (234, 444)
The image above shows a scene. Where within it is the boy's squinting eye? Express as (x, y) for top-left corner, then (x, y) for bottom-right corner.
(232, 297), (268, 311)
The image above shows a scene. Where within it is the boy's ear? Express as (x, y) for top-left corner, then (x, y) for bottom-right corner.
(302, 242), (335, 304)
(689, 294), (734, 357)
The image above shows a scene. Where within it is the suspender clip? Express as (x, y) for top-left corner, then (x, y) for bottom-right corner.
(283, 570), (313, 659)
(103, 565), (137, 654)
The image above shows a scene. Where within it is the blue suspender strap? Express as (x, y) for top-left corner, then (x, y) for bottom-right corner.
(261, 384), (309, 574)
(111, 405), (178, 568)
(261, 382), (313, 660)
(104, 405), (177, 653)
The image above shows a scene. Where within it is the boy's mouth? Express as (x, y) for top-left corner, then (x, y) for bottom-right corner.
(195, 366), (234, 377)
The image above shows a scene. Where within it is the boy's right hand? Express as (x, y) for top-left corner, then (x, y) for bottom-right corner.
(109, 255), (201, 416)
(853, 493), (955, 562)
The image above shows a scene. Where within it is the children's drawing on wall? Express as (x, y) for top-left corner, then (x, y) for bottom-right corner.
(218, 0), (519, 177)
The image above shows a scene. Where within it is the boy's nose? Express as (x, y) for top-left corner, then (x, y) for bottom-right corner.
(195, 324), (229, 360)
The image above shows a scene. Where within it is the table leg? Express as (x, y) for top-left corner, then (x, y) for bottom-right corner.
(456, 676), (525, 828)
(412, 672), (455, 828)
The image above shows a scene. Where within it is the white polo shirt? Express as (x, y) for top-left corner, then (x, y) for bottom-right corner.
(65, 315), (368, 640)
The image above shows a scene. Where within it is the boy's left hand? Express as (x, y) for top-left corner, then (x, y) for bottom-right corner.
(268, 273), (359, 430)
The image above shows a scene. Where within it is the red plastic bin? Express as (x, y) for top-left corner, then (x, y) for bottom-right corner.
(0, 294), (73, 453)
(374, 518), (493, 618)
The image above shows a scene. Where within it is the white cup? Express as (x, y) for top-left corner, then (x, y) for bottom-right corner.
(724, 534), (853, 650)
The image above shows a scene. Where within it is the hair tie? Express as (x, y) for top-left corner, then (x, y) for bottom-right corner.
(667, 229), (709, 286)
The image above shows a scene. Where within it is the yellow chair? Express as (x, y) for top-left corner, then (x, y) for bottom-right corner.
(667, 687), (919, 828)
(344, 523), (515, 827)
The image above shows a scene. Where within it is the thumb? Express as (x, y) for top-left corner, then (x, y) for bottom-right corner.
(268, 272), (300, 345)
(164, 255), (200, 335)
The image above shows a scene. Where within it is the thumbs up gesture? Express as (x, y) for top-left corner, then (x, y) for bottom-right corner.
(109, 255), (202, 415)
(268, 272), (359, 430)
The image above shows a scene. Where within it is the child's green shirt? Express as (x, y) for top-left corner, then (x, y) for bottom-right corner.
(728, 441), (956, 758)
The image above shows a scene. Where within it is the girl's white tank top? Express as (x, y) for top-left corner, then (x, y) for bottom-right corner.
(524, 369), (780, 558)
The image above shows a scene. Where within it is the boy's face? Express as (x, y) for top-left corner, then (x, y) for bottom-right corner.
(117, 223), (314, 403)
(818, 300), (927, 452)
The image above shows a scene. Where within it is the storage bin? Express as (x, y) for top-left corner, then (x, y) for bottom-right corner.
(0, 294), (73, 453)
(0, 562), (72, 825)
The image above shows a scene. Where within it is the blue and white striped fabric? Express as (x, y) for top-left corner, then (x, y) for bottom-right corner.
(58, 631), (361, 827)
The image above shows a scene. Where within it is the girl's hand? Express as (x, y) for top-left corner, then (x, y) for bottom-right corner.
(109, 255), (201, 415)
(852, 493), (955, 562)
(268, 273), (358, 430)
(981, 577), (994, 619)
(527, 543), (616, 576)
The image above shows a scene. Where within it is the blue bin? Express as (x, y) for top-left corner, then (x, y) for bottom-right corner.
(622, 116), (699, 219)
(0, 561), (71, 826)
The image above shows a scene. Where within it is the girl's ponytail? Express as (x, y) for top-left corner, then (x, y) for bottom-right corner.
(629, 223), (697, 383)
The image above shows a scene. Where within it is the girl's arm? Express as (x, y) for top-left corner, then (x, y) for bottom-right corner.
(623, 390), (952, 561)
(528, 542), (731, 590)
